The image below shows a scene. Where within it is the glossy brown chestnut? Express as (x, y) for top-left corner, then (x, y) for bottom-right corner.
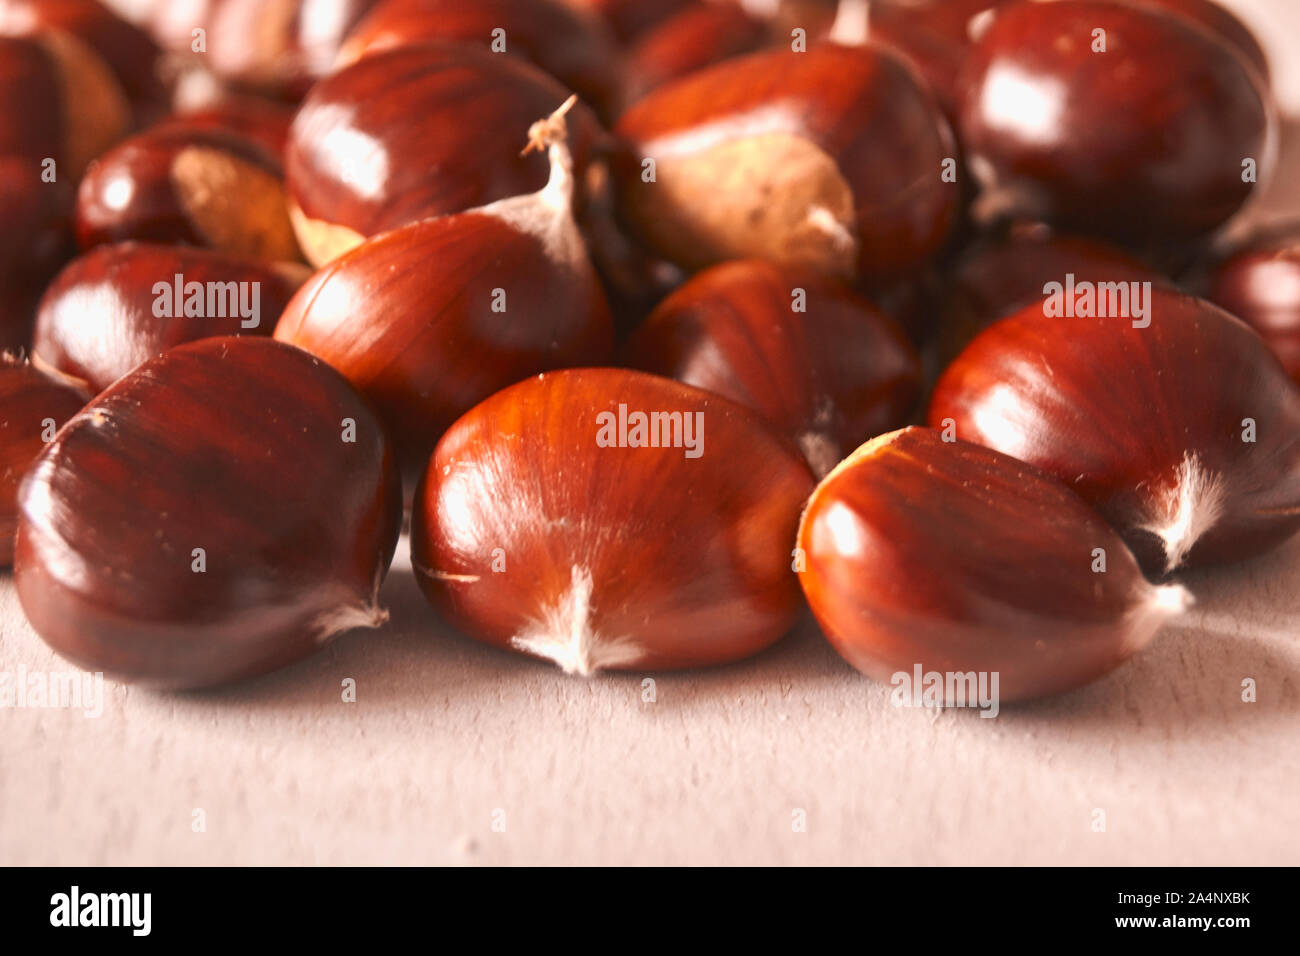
(959, 0), (1273, 248)
(14, 335), (403, 689)
(625, 259), (920, 477)
(797, 426), (1191, 703)
(412, 367), (815, 675)
(929, 288), (1300, 574)
(285, 43), (602, 266)
(0, 30), (130, 177)
(0, 355), (87, 564)
(934, 226), (1168, 370)
(623, 2), (769, 104)
(0, 0), (166, 124)
(34, 242), (309, 393)
(150, 0), (380, 100)
(337, 0), (623, 120)
(276, 98), (614, 478)
(75, 124), (301, 262)
(1201, 224), (1300, 384)
(613, 43), (959, 282)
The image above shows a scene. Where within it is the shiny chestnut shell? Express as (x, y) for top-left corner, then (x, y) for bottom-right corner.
(338, 0), (623, 120)
(625, 259), (920, 476)
(0, 357), (87, 564)
(959, 0), (1273, 248)
(613, 42), (959, 283)
(412, 368), (815, 674)
(274, 189), (614, 479)
(798, 426), (1190, 702)
(285, 43), (602, 265)
(34, 242), (310, 393)
(75, 124), (300, 262)
(934, 228), (1168, 370)
(15, 336), (402, 689)
(1202, 224), (1300, 383)
(929, 288), (1300, 573)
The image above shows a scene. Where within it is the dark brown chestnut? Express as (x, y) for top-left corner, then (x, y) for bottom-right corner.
(958, 0), (1273, 249)
(933, 226), (1168, 370)
(0, 354), (87, 564)
(1201, 223), (1300, 385)
(613, 43), (959, 283)
(285, 43), (602, 266)
(929, 287), (1300, 574)
(34, 242), (310, 393)
(622, 2), (770, 104)
(625, 259), (920, 476)
(337, 0), (623, 120)
(797, 426), (1191, 704)
(14, 335), (403, 689)
(0, 30), (130, 178)
(276, 97), (614, 478)
(0, 0), (166, 124)
(412, 367), (815, 675)
(75, 124), (301, 262)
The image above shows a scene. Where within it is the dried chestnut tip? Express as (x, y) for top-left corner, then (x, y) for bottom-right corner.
(929, 288), (1300, 575)
(798, 427), (1194, 703)
(411, 368), (814, 677)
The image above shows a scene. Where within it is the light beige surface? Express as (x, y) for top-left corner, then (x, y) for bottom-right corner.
(2, 0), (1299, 866)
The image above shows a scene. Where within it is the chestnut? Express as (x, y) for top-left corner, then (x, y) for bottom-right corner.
(34, 242), (310, 393)
(0, 0), (166, 125)
(613, 42), (959, 283)
(622, 2), (770, 104)
(798, 426), (1191, 703)
(933, 226), (1168, 370)
(75, 124), (301, 262)
(14, 335), (403, 689)
(625, 259), (920, 477)
(285, 43), (602, 266)
(1201, 223), (1300, 384)
(929, 287), (1300, 574)
(337, 0), (623, 121)
(276, 96), (614, 478)
(411, 367), (815, 675)
(0, 354), (87, 565)
(0, 30), (130, 178)
(959, 0), (1273, 249)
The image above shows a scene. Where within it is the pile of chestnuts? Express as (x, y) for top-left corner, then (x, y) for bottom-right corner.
(1, 0), (1297, 708)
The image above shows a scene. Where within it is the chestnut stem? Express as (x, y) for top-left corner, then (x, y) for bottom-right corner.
(510, 566), (645, 677)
